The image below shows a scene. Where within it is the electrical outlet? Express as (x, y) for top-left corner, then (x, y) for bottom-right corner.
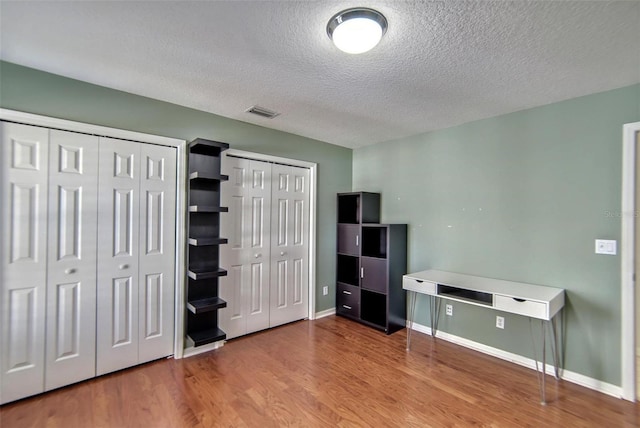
(496, 316), (505, 329)
(595, 239), (617, 255)
(322, 286), (328, 296)
(445, 304), (453, 316)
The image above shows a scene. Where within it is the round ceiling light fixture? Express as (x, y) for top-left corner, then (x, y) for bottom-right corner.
(327, 8), (387, 54)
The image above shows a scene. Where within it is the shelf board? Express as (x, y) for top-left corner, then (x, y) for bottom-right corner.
(187, 327), (226, 347)
(187, 267), (228, 280)
(361, 253), (387, 259)
(188, 237), (228, 246)
(360, 287), (386, 295)
(189, 171), (229, 182)
(189, 139), (229, 156)
(359, 318), (388, 332)
(187, 297), (227, 314)
(337, 280), (359, 287)
(188, 205), (229, 213)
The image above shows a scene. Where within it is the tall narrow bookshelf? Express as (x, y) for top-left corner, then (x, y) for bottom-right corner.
(186, 138), (229, 348)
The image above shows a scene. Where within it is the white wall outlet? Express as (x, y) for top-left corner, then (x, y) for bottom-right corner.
(322, 286), (329, 296)
(445, 304), (453, 316)
(595, 239), (617, 255)
(496, 316), (505, 329)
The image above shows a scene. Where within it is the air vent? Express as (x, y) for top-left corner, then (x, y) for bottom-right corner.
(245, 105), (280, 119)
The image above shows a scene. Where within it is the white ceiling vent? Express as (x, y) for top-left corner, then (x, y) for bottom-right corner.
(245, 105), (280, 119)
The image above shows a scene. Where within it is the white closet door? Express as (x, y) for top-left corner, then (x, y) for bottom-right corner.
(96, 138), (141, 375)
(0, 123), (49, 404)
(220, 157), (271, 339)
(138, 144), (176, 363)
(269, 164), (310, 327)
(45, 130), (99, 391)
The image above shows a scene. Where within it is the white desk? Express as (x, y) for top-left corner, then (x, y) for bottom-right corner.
(403, 269), (565, 404)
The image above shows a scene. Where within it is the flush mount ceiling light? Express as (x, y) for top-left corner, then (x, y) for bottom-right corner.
(327, 8), (387, 54)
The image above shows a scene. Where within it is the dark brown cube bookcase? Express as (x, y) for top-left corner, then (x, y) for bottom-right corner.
(336, 192), (407, 334)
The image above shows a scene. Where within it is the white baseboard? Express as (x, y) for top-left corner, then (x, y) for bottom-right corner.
(408, 321), (624, 399)
(315, 308), (336, 319)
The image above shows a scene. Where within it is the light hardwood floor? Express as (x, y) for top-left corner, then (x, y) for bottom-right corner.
(1, 316), (638, 427)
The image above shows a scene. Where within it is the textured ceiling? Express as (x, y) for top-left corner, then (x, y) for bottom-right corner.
(1, 1), (639, 149)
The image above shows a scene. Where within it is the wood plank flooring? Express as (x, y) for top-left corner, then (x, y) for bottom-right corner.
(1, 315), (639, 427)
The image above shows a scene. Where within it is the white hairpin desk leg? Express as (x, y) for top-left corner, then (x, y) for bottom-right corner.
(406, 290), (418, 350)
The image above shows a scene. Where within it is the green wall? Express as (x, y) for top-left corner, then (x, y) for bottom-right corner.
(353, 84), (640, 385)
(0, 60), (353, 312)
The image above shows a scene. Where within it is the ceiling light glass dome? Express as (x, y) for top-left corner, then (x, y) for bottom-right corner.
(327, 8), (388, 54)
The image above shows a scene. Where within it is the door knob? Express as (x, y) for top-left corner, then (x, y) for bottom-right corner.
(64, 268), (77, 275)
(280, 251), (286, 256)
(255, 254), (261, 258)
(119, 264), (129, 270)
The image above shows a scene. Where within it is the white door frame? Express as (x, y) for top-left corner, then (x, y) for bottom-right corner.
(621, 121), (640, 401)
(0, 109), (188, 360)
(225, 149), (318, 322)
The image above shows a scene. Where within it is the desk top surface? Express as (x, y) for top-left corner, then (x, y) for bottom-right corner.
(404, 269), (564, 302)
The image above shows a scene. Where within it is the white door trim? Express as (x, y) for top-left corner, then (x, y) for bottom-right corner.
(621, 121), (640, 401)
(0, 108), (188, 360)
(225, 149), (318, 321)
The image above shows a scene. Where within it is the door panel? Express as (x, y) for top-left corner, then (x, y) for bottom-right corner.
(220, 158), (249, 339)
(1, 122), (49, 404)
(361, 256), (387, 293)
(96, 138), (141, 375)
(337, 224), (360, 255)
(112, 277), (134, 346)
(220, 157), (271, 338)
(45, 130), (98, 391)
(138, 144), (176, 363)
(51, 282), (80, 358)
(269, 164), (309, 328)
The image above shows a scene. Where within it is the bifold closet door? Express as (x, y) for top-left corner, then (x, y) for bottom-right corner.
(137, 143), (176, 364)
(220, 157), (271, 339)
(96, 138), (141, 375)
(269, 164), (310, 327)
(1, 121), (177, 402)
(0, 124), (99, 403)
(1, 123), (50, 403)
(220, 156), (310, 339)
(45, 130), (99, 391)
(96, 138), (176, 375)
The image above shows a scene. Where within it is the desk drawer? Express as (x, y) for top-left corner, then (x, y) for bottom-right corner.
(402, 277), (436, 295)
(337, 283), (360, 318)
(494, 294), (547, 319)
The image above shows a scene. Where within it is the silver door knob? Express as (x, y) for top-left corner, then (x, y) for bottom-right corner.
(64, 268), (77, 275)
(254, 254), (261, 258)
(119, 264), (129, 270)
(280, 251), (286, 256)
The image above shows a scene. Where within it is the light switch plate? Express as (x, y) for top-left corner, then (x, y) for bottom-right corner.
(595, 239), (617, 255)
